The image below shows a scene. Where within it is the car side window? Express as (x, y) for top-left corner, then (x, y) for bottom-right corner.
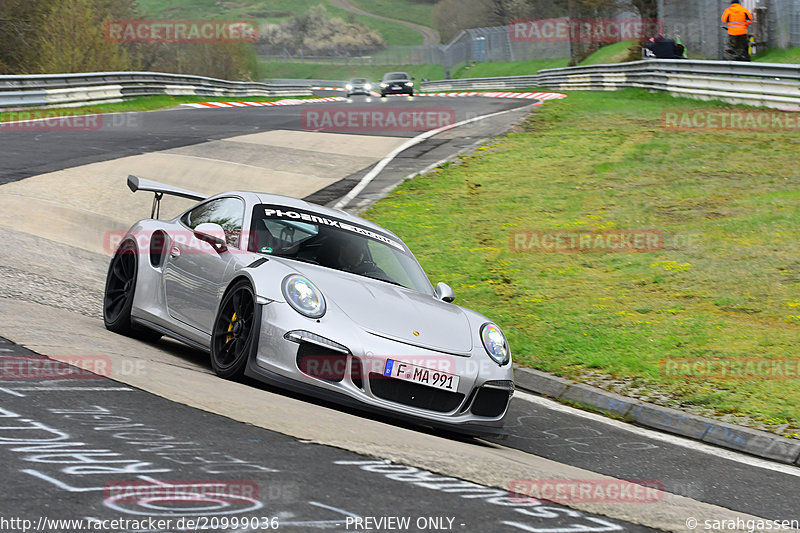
(182, 197), (244, 248)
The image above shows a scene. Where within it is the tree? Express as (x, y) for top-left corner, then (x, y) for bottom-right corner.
(433, 0), (491, 42)
(0, 0), (49, 74)
(34, 0), (130, 73)
(566, 0), (624, 65)
(630, 0), (658, 22)
(263, 5), (384, 53)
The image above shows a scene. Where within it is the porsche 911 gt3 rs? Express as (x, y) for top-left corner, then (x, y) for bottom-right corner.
(104, 176), (514, 434)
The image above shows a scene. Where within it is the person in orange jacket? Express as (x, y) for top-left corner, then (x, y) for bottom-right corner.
(722, 1), (754, 61)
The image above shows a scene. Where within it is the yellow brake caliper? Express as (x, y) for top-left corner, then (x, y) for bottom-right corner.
(226, 312), (237, 343)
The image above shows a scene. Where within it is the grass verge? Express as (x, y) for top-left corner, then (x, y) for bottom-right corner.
(580, 40), (637, 65)
(260, 62), (445, 82)
(262, 40), (641, 82)
(136, 0), (423, 45)
(753, 46), (800, 64)
(454, 59), (570, 78)
(349, 0), (436, 30)
(0, 94), (311, 123)
(362, 88), (800, 434)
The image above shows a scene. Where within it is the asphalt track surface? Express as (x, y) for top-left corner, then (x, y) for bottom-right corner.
(0, 94), (527, 186)
(0, 337), (654, 533)
(0, 92), (797, 532)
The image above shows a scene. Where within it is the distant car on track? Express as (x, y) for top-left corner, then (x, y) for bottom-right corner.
(103, 176), (514, 435)
(379, 72), (414, 97)
(346, 78), (372, 96)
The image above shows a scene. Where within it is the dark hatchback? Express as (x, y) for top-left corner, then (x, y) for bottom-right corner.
(379, 72), (414, 97)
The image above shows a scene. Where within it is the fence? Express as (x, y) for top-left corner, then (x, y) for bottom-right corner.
(658, 0), (798, 60)
(420, 59), (800, 110)
(257, 25), (570, 69)
(0, 71), (311, 109)
(257, 1), (799, 67)
(765, 0), (800, 48)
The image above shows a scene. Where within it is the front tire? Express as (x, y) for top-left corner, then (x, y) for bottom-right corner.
(211, 280), (258, 380)
(103, 240), (161, 342)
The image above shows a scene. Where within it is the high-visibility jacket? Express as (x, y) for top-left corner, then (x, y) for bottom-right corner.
(722, 3), (753, 35)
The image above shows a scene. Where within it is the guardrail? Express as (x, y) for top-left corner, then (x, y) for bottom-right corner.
(0, 71), (312, 109)
(421, 59), (800, 110)
(262, 78), (347, 88)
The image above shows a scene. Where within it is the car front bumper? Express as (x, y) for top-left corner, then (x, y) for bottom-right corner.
(249, 302), (514, 433)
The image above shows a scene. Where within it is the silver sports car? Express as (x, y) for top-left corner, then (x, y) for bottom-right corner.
(104, 176), (514, 434)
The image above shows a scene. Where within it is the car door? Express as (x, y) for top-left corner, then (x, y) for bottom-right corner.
(163, 197), (244, 333)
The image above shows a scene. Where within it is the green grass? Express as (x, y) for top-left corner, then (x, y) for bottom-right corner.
(580, 40), (637, 65)
(0, 94), (310, 123)
(136, 0), (310, 19)
(260, 62), (444, 82)
(348, 0), (436, 29)
(265, 41), (642, 83)
(362, 88), (800, 431)
(753, 46), (800, 64)
(136, 0), (423, 45)
(454, 58), (570, 78)
(325, 4), (423, 45)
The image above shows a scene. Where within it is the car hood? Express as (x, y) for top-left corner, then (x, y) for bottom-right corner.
(294, 265), (473, 354)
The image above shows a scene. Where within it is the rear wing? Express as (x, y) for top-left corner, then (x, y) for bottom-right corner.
(127, 175), (207, 218)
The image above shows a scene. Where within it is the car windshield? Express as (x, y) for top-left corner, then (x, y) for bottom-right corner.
(385, 73), (408, 81)
(351, 78), (367, 84)
(249, 205), (433, 295)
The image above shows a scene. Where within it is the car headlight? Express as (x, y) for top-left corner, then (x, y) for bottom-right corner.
(282, 274), (326, 319)
(345, 84), (352, 90)
(365, 83), (371, 90)
(405, 82), (413, 86)
(480, 323), (509, 366)
(380, 82), (388, 87)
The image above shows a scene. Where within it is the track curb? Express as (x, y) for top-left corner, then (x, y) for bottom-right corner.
(513, 365), (800, 466)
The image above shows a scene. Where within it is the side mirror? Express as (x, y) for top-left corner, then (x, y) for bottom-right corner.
(194, 222), (227, 253)
(411, 77), (416, 81)
(434, 282), (455, 303)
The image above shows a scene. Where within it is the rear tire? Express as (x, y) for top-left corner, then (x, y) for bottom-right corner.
(103, 240), (162, 342)
(210, 280), (258, 380)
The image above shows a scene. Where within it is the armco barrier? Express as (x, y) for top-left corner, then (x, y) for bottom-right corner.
(421, 59), (800, 110)
(0, 71), (312, 109)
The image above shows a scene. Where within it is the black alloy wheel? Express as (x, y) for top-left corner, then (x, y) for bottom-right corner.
(211, 280), (258, 379)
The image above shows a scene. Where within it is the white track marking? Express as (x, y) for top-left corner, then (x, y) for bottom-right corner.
(8, 386), (134, 391)
(156, 152), (274, 170)
(513, 390), (800, 477)
(332, 107), (524, 210)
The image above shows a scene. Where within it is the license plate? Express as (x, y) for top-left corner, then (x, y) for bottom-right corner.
(383, 359), (459, 392)
(391, 86), (401, 90)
